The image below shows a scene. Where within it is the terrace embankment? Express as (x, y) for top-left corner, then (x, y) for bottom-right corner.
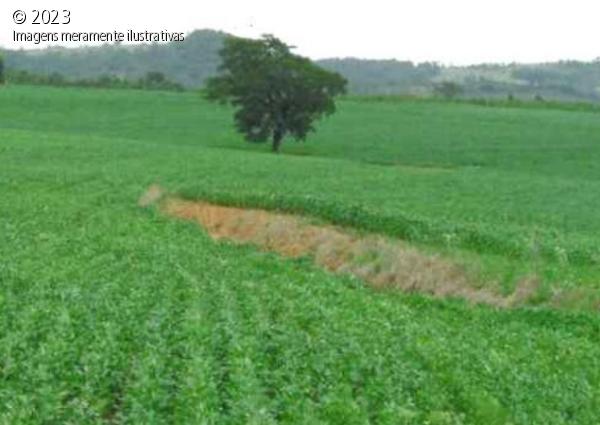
(141, 185), (538, 308)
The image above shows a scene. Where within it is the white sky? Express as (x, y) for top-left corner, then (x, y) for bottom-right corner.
(1, 0), (599, 65)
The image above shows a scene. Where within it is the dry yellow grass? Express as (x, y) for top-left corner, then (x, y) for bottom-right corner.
(138, 184), (165, 208)
(154, 193), (540, 307)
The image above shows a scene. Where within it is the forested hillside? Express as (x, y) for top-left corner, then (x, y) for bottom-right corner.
(3, 29), (600, 101)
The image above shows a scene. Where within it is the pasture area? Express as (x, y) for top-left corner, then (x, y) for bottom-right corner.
(1, 85), (600, 423)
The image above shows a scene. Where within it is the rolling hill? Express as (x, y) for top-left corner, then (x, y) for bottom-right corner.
(3, 29), (600, 101)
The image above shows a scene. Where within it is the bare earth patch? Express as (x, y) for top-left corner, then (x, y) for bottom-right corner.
(138, 186), (540, 308)
(138, 184), (165, 208)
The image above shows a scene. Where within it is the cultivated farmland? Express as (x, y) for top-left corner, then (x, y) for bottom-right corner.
(1, 85), (600, 423)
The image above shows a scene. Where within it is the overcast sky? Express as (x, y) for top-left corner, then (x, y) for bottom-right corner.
(2, 0), (599, 65)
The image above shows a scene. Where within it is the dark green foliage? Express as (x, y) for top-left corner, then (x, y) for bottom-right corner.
(0, 54), (4, 85)
(434, 81), (463, 99)
(6, 69), (183, 91)
(349, 94), (600, 113)
(139, 71), (183, 90)
(205, 35), (347, 152)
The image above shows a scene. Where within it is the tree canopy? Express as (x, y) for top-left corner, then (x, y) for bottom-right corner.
(205, 35), (347, 152)
(433, 81), (462, 99)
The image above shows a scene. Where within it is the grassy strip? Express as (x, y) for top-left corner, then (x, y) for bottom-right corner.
(177, 188), (599, 268)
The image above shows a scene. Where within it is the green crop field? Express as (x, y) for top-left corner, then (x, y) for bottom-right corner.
(1, 85), (600, 423)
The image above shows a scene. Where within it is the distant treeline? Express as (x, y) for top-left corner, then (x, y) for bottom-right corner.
(348, 94), (600, 113)
(6, 69), (184, 91)
(3, 30), (600, 102)
(2, 30), (224, 88)
(9, 67), (600, 113)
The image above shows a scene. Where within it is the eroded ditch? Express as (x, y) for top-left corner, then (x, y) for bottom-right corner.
(141, 185), (539, 308)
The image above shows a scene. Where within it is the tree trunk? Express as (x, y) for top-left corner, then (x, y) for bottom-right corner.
(272, 127), (283, 153)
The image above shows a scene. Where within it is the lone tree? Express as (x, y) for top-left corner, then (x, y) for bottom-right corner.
(433, 81), (462, 99)
(205, 35), (347, 153)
